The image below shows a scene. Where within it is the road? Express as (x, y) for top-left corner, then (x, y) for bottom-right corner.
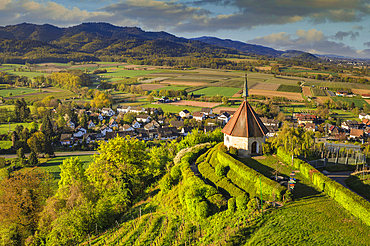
(0, 151), (98, 159)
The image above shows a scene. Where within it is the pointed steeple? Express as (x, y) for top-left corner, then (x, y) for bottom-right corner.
(242, 73), (248, 100)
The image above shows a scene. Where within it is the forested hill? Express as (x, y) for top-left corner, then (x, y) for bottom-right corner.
(0, 22), (319, 63)
(191, 36), (284, 57)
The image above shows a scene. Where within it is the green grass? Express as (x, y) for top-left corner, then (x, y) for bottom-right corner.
(192, 87), (240, 97)
(346, 174), (370, 201)
(38, 155), (94, 181)
(22, 90), (77, 102)
(141, 103), (201, 113)
(277, 84), (302, 93)
(151, 86), (188, 92)
(281, 68), (338, 76)
(0, 141), (12, 149)
(311, 87), (327, 96)
(0, 88), (38, 97)
(0, 123), (32, 134)
(331, 97), (369, 108)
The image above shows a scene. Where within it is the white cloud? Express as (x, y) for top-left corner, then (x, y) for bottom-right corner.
(248, 29), (367, 58)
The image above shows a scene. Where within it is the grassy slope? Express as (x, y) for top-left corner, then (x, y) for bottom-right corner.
(38, 155), (93, 181)
(0, 122), (32, 134)
(86, 150), (370, 246)
(0, 88), (38, 97)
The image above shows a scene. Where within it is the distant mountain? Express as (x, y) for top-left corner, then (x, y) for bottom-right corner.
(191, 37), (283, 57)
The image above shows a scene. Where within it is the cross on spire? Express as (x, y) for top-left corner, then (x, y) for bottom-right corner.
(242, 73), (248, 101)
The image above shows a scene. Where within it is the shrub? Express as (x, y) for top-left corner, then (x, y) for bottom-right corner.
(247, 198), (259, 210)
(170, 164), (181, 181)
(215, 163), (227, 176)
(159, 173), (173, 194)
(228, 197), (236, 213)
(236, 194), (249, 211)
(196, 201), (209, 219)
(229, 147), (238, 155)
(208, 194), (226, 213)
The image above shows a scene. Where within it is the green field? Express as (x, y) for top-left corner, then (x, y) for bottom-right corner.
(0, 88), (37, 97)
(281, 68), (338, 76)
(152, 86), (188, 92)
(0, 141), (12, 149)
(141, 103), (201, 113)
(192, 87), (240, 97)
(5, 71), (49, 79)
(94, 69), (163, 82)
(277, 84), (302, 93)
(39, 154), (94, 181)
(311, 87), (327, 96)
(331, 97), (369, 108)
(0, 123), (32, 134)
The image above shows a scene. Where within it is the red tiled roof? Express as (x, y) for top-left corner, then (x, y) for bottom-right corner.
(222, 100), (268, 137)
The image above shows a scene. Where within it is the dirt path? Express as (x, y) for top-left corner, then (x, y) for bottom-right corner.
(302, 87), (312, 97)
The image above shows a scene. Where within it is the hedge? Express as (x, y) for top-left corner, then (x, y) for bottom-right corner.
(198, 161), (245, 198)
(277, 147), (370, 227)
(217, 151), (286, 201)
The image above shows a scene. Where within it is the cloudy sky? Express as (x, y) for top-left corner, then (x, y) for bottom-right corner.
(1, 0), (370, 58)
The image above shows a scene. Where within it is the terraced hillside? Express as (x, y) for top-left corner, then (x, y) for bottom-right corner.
(84, 144), (370, 246)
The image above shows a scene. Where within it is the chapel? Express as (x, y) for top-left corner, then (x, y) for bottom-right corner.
(222, 74), (269, 156)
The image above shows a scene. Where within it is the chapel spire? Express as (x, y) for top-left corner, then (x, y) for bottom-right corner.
(242, 73), (248, 100)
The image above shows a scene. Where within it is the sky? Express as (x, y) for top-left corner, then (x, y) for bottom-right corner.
(1, 0), (370, 58)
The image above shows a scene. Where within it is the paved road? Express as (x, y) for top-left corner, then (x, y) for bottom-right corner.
(0, 151), (98, 159)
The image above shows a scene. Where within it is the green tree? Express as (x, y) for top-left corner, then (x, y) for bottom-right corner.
(146, 94), (154, 103)
(27, 132), (46, 156)
(28, 151), (38, 166)
(222, 96), (229, 105)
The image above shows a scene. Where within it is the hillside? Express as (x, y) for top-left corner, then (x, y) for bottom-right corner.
(85, 144), (370, 245)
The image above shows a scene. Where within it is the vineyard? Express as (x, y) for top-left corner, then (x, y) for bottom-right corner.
(311, 87), (327, 96)
(277, 85), (302, 93)
(85, 144), (370, 245)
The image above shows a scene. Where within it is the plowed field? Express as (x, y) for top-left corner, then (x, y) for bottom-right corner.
(302, 87), (312, 97)
(249, 89), (303, 101)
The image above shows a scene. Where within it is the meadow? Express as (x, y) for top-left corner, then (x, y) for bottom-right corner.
(0, 88), (37, 97)
(311, 87), (327, 96)
(0, 141), (12, 149)
(277, 84), (302, 93)
(192, 87), (241, 97)
(0, 122), (32, 134)
(39, 155), (94, 182)
(331, 97), (369, 108)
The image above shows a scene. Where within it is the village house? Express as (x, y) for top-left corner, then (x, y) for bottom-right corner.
(296, 114), (316, 125)
(130, 106), (145, 114)
(136, 114), (151, 123)
(349, 129), (364, 140)
(60, 134), (73, 145)
(219, 110), (236, 117)
(260, 117), (280, 127)
(336, 90), (349, 96)
(341, 120), (360, 131)
(179, 109), (191, 118)
(117, 105), (131, 113)
(106, 131), (135, 140)
(217, 112), (231, 124)
(193, 112), (206, 121)
(73, 126), (87, 138)
(200, 108), (212, 115)
(83, 133), (99, 144)
(100, 125), (113, 136)
(265, 125), (279, 137)
(329, 125), (340, 135)
(362, 119), (370, 127)
(144, 122), (157, 130)
(204, 125), (219, 133)
(87, 120), (96, 129)
(120, 124), (135, 131)
(102, 108), (115, 117)
(181, 126), (193, 136)
(305, 123), (316, 132)
(132, 120), (141, 129)
(170, 120), (184, 129)
(109, 118), (119, 128)
(157, 115), (166, 124)
(359, 113), (370, 120)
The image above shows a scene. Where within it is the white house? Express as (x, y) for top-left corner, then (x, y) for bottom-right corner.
(179, 109), (191, 118)
(66, 119), (76, 129)
(109, 118), (119, 128)
(100, 125), (113, 136)
(120, 124), (135, 131)
(217, 112), (230, 124)
(136, 114), (151, 123)
(130, 106), (145, 114)
(98, 114), (104, 121)
(117, 105), (131, 113)
(60, 134), (73, 145)
(359, 113), (370, 120)
(193, 112), (206, 121)
(132, 120), (141, 129)
(200, 108), (212, 115)
(73, 126), (87, 138)
(88, 120), (96, 129)
(102, 108), (115, 117)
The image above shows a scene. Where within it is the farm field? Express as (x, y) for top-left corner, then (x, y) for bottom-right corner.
(281, 68), (338, 76)
(0, 122), (32, 134)
(168, 100), (222, 108)
(311, 87), (327, 96)
(249, 89), (303, 101)
(192, 87), (241, 97)
(140, 84), (165, 91)
(330, 109), (359, 120)
(314, 96), (331, 105)
(0, 88), (37, 97)
(0, 141), (12, 149)
(160, 81), (208, 86)
(212, 106), (238, 113)
(39, 155), (94, 182)
(141, 103), (201, 113)
(277, 84), (302, 93)
(251, 83), (280, 91)
(352, 89), (370, 95)
(94, 69), (163, 82)
(302, 86), (312, 97)
(331, 97), (369, 108)
(151, 85), (188, 92)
